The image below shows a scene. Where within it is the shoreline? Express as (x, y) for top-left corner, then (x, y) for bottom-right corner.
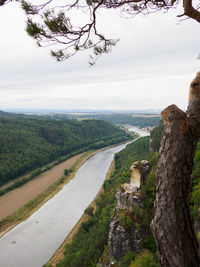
(0, 151), (92, 238)
(0, 140), (131, 239)
(46, 160), (115, 267)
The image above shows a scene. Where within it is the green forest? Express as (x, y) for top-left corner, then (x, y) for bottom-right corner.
(0, 116), (130, 186)
(0, 110), (161, 128)
(44, 120), (200, 267)
(64, 114), (161, 128)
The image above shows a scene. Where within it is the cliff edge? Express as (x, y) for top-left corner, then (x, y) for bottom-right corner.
(98, 160), (151, 266)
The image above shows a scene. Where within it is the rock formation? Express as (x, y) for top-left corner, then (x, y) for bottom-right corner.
(106, 160), (151, 263)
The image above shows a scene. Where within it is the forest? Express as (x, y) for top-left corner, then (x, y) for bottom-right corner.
(44, 120), (200, 267)
(64, 114), (161, 128)
(0, 116), (130, 186)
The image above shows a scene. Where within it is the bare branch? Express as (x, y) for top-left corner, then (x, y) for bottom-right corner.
(0, 0), (13, 6)
(183, 0), (200, 23)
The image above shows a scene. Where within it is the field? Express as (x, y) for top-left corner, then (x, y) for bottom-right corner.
(131, 114), (160, 117)
(0, 154), (82, 221)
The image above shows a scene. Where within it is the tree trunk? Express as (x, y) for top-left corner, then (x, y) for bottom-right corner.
(151, 72), (200, 267)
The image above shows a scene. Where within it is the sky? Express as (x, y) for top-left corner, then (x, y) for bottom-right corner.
(0, 1), (199, 112)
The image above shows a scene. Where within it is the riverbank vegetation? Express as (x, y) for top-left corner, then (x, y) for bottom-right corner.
(45, 135), (154, 267)
(45, 120), (200, 267)
(0, 117), (130, 187)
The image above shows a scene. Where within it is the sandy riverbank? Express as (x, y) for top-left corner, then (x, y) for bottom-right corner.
(0, 142), (121, 238)
(0, 141), (129, 241)
(0, 151), (97, 238)
(0, 154), (84, 221)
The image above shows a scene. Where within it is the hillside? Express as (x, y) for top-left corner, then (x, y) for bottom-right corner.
(64, 113), (161, 128)
(45, 136), (153, 267)
(46, 120), (200, 267)
(0, 117), (130, 186)
(0, 110), (161, 128)
(0, 110), (16, 117)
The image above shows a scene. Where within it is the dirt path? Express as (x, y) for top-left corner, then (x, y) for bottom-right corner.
(0, 154), (82, 221)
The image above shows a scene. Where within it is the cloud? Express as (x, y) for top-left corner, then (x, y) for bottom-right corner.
(0, 2), (199, 111)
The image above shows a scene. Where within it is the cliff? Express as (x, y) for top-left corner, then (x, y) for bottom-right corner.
(98, 160), (151, 266)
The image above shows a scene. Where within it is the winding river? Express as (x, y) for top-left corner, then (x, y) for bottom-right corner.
(0, 127), (149, 267)
(0, 143), (129, 267)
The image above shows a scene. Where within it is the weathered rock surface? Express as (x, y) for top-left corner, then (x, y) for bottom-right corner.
(115, 187), (145, 210)
(107, 160), (151, 262)
(108, 209), (144, 261)
(130, 160), (151, 188)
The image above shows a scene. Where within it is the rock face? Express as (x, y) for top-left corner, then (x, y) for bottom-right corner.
(107, 160), (151, 262)
(108, 209), (144, 261)
(130, 160), (151, 188)
(115, 189), (145, 210)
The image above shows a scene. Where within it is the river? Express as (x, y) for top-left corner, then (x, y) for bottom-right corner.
(0, 128), (149, 267)
(0, 143), (130, 267)
(127, 125), (150, 137)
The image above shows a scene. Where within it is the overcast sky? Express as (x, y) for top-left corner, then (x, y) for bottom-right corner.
(0, 1), (199, 112)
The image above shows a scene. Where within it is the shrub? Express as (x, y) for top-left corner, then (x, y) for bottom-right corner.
(30, 168), (42, 179)
(119, 212), (132, 229)
(130, 250), (160, 267)
(84, 207), (94, 216)
(64, 169), (69, 175)
(118, 252), (137, 267)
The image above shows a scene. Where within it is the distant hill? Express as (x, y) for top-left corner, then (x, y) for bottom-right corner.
(0, 110), (161, 128)
(63, 113), (161, 128)
(0, 110), (15, 117)
(0, 117), (130, 186)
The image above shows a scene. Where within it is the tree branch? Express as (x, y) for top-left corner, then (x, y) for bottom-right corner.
(0, 0), (12, 6)
(183, 0), (200, 23)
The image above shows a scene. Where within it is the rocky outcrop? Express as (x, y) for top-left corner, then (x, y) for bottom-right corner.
(108, 208), (145, 261)
(115, 188), (145, 210)
(107, 160), (151, 262)
(130, 160), (151, 188)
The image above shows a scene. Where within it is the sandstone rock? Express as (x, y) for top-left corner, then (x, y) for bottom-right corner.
(130, 160), (151, 189)
(108, 211), (144, 261)
(107, 160), (151, 262)
(99, 160), (151, 265)
(115, 188), (145, 210)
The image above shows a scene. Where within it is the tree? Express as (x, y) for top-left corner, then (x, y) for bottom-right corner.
(1, 0), (200, 266)
(150, 73), (200, 266)
(1, 0), (200, 64)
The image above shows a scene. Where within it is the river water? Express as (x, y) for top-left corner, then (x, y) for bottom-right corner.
(0, 143), (130, 267)
(127, 126), (150, 137)
(0, 127), (149, 267)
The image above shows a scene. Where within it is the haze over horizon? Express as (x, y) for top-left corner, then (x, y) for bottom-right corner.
(0, 1), (199, 111)
(3, 107), (162, 114)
